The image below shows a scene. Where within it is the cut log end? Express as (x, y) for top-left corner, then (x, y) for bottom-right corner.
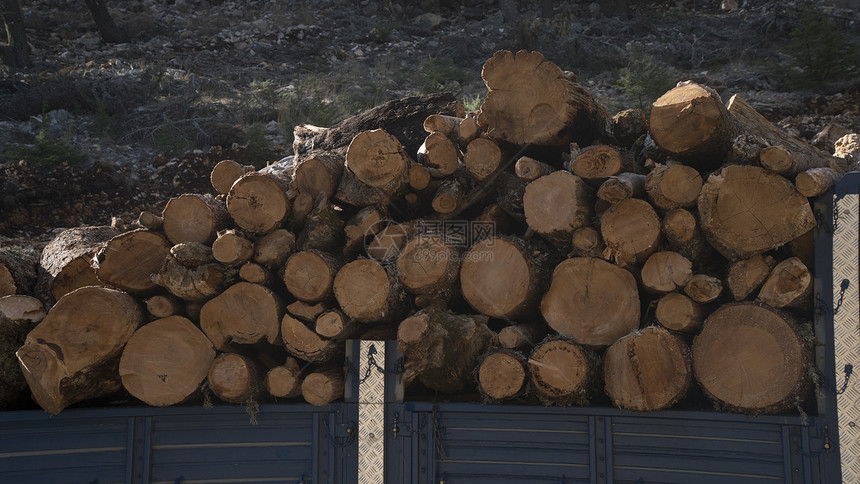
(529, 338), (594, 405)
(477, 349), (528, 401)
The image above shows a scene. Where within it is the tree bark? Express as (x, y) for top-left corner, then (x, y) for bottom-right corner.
(528, 338), (597, 406)
(476, 348), (528, 402)
(604, 326), (691, 411)
(0, 246), (38, 298)
(597, 173), (645, 204)
(16, 286), (144, 414)
(692, 302), (812, 414)
(0, 295), (43, 409)
(523, 170), (594, 250)
(83, 0), (129, 44)
(296, 195), (345, 252)
(119, 316), (215, 406)
(199, 282), (283, 351)
(342, 206), (385, 257)
(94, 229), (171, 294)
(795, 167), (842, 198)
(253, 228), (296, 268)
(35, 225), (118, 306)
(292, 152), (344, 199)
(541, 257), (640, 347)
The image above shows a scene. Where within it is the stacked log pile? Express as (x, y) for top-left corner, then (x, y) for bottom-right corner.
(1, 50), (854, 416)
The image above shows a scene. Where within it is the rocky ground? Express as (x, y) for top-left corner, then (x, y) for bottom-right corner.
(1, 0), (859, 249)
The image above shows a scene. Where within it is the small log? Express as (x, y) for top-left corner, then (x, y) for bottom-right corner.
(523, 171), (594, 250)
(162, 193), (229, 245)
(423, 114), (463, 138)
(212, 229), (254, 267)
(418, 132), (460, 178)
(343, 206), (385, 257)
(463, 137), (502, 182)
(238, 262), (273, 285)
(226, 172), (291, 234)
(727, 255), (776, 301)
(333, 258), (409, 323)
(570, 145), (623, 182)
(16, 286), (144, 414)
(315, 309), (359, 340)
(301, 368), (344, 406)
(611, 108), (647, 148)
(431, 177), (466, 215)
(0, 247), (38, 298)
(528, 338), (596, 406)
(661, 208), (697, 245)
(408, 163), (432, 190)
(541, 257), (640, 347)
(697, 165), (815, 260)
(640, 251), (693, 295)
(296, 195), (345, 253)
(137, 211), (164, 231)
(397, 305), (497, 393)
(515, 156), (555, 181)
(254, 229), (296, 268)
(596, 173), (646, 204)
(600, 198), (662, 265)
(0, 295), (44, 409)
(759, 146), (793, 174)
(264, 358), (303, 399)
(604, 326), (691, 411)
(795, 167), (842, 198)
(476, 348), (529, 402)
(292, 152), (344, 199)
(281, 314), (343, 363)
(458, 117), (481, 149)
(36, 225), (119, 305)
(570, 226), (605, 259)
(655, 293), (706, 333)
(684, 274), (723, 304)
(460, 236), (552, 319)
(345, 129), (411, 195)
(170, 242), (213, 267)
(210, 159), (251, 195)
(498, 322), (546, 349)
(649, 82), (739, 169)
(283, 250), (342, 303)
(144, 294), (183, 319)
(208, 353), (262, 404)
(119, 316), (215, 407)
(692, 302), (812, 414)
(478, 50), (610, 147)
(286, 300), (327, 323)
(645, 164), (703, 210)
(757, 257), (812, 309)
(152, 253), (230, 302)
(94, 229), (171, 294)
(199, 282), (284, 351)
(396, 234), (460, 297)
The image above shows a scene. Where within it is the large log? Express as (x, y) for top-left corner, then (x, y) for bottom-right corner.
(207, 353), (262, 404)
(396, 234), (460, 297)
(333, 258), (409, 323)
(292, 152), (344, 199)
(478, 50), (610, 147)
(283, 250), (342, 303)
(36, 225), (119, 305)
(697, 165), (816, 260)
(345, 129), (411, 196)
(0, 295), (44, 409)
(523, 171), (594, 250)
(528, 338), (596, 406)
(476, 348), (529, 402)
(692, 302), (812, 414)
(162, 193), (229, 245)
(397, 305), (497, 393)
(644, 164), (703, 211)
(541, 257), (640, 347)
(94, 229), (171, 294)
(199, 282), (284, 351)
(226, 172), (291, 234)
(604, 326), (691, 412)
(0, 246), (38, 298)
(16, 286), (144, 414)
(119, 316), (215, 407)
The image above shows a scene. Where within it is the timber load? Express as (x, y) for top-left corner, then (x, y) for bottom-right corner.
(3, 50), (847, 417)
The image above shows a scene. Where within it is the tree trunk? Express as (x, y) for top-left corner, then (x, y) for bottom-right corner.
(541, 257), (640, 347)
(524, 171), (595, 250)
(640, 251), (693, 295)
(119, 316), (215, 406)
(460, 236), (552, 319)
(301, 367), (344, 406)
(397, 305), (497, 393)
(207, 353), (262, 404)
(162, 193), (229, 245)
(604, 326), (691, 411)
(94, 229), (171, 294)
(211, 229), (254, 267)
(692, 302), (812, 414)
(726, 255), (776, 301)
(253, 228), (295, 268)
(333, 258), (409, 323)
(283, 250), (342, 303)
(16, 286), (144, 414)
(0, 295), (44, 409)
(478, 50), (610, 147)
(645, 163), (703, 211)
(396, 234), (460, 297)
(596, 173), (645, 204)
(476, 348), (528, 402)
(264, 358), (303, 399)
(795, 167), (842, 198)
(648, 82), (738, 169)
(757, 257), (811, 309)
(334, 165), (393, 207)
(463, 137), (502, 182)
(199, 282), (283, 351)
(418, 132), (460, 178)
(292, 152), (344, 199)
(600, 198), (662, 265)
(611, 108), (646, 147)
(1, 0), (31, 69)
(226, 172), (291, 234)
(210, 159), (251, 195)
(697, 165), (816, 260)
(655, 292), (706, 333)
(83, 0), (129, 44)
(35, 225), (118, 306)
(0, 246), (38, 298)
(296, 195), (345, 252)
(281, 314), (343, 363)
(528, 338), (597, 406)
(570, 145), (623, 182)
